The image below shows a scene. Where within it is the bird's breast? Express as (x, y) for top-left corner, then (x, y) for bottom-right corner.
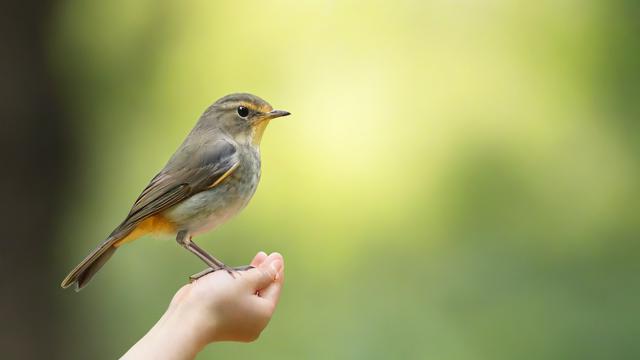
(163, 146), (261, 235)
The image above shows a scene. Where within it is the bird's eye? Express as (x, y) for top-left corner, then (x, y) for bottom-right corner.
(237, 106), (249, 118)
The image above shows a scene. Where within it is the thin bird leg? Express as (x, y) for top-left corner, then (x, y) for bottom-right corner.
(176, 230), (223, 270)
(175, 230), (236, 276)
(189, 265), (254, 283)
(188, 240), (228, 269)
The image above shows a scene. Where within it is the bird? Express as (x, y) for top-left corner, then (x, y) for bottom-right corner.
(61, 93), (290, 291)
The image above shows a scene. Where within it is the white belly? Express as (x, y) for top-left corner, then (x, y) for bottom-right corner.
(164, 186), (251, 235)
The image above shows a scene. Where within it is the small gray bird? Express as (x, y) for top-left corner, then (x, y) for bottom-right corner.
(61, 93), (290, 291)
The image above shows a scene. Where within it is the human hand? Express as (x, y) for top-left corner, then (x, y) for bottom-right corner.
(121, 252), (285, 360)
(171, 251), (284, 343)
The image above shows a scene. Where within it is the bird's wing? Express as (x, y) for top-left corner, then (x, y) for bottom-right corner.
(109, 139), (240, 238)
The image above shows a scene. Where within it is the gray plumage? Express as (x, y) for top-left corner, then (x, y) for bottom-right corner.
(61, 93), (290, 290)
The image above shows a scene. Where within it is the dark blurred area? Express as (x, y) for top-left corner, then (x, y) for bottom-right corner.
(1, 1), (639, 359)
(0, 1), (69, 359)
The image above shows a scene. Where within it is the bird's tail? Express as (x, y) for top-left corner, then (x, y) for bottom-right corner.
(60, 239), (118, 291)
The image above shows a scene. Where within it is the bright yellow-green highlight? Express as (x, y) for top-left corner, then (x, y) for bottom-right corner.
(52, 1), (639, 359)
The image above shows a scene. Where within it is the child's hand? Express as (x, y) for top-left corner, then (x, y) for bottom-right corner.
(121, 252), (285, 360)
(171, 252), (284, 343)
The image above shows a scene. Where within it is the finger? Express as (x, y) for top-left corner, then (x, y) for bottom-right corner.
(169, 283), (192, 307)
(243, 253), (283, 291)
(257, 261), (284, 303)
(250, 251), (268, 268)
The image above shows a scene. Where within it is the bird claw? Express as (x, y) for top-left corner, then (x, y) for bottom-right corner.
(189, 265), (255, 283)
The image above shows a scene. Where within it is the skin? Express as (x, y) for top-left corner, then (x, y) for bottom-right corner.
(121, 252), (285, 360)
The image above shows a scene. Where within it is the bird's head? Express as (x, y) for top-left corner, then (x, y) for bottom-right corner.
(200, 93), (290, 146)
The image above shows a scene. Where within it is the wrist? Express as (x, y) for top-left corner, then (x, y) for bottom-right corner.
(122, 306), (209, 360)
(166, 284), (218, 348)
(159, 305), (211, 357)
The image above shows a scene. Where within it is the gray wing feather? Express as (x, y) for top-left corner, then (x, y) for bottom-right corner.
(109, 139), (239, 238)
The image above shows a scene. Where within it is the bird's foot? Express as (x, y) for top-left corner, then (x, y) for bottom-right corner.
(189, 265), (255, 283)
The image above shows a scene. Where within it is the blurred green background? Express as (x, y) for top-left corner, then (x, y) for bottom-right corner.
(38, 0), (640, 358)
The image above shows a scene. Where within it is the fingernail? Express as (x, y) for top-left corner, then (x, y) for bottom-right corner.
(270, 260), (283, 280)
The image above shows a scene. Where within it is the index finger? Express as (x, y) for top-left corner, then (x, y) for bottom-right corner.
(242, 252), (283, 291)
(257, 261), (284, 303)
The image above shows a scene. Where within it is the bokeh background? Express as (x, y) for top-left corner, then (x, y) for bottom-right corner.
(2, 0), (639, 359)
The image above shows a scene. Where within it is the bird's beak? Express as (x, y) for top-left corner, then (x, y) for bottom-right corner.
(264, 109), (291, 120)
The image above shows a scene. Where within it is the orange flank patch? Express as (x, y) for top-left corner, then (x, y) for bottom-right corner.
(113, 215), (176, 247)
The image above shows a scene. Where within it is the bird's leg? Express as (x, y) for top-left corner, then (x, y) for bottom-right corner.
(188, 265), (255, 282)
(175, 230), (254, 280)
(176, 230), (225, 271)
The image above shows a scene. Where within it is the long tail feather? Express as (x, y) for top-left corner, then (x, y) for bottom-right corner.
(60, 240), (118, 291)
